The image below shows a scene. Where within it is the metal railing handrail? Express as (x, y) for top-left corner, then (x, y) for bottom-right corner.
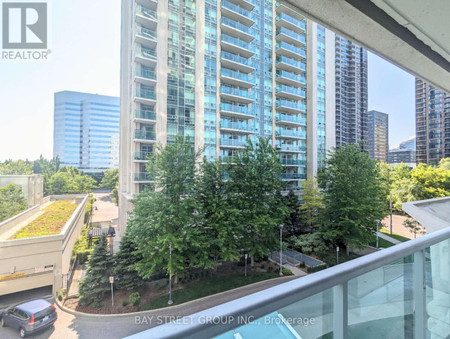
(126, 226), (450, 339)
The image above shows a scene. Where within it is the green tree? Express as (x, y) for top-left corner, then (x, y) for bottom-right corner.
(47, 167), (97, 194)
(410, 163), (450, 200)
(280, 190), (301, 235)
(32, 156), (60, 195)
(0, 184), (28, 222)
(299, 178), (324, 231)
(0, 160), (33, 175)
(128, 137), (210, 280)
(79, 236), (114, 306)
(113, 231), (144, 290)
(438, 158), (450, 171)
(101, 168), (119, 190)
(227, 138), (288, 263)
(318, 144), (387, 249)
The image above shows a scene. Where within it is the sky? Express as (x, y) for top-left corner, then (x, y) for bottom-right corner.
(0, 0), (415, 161)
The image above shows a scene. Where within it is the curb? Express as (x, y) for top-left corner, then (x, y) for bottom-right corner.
(56, 275), (296, 318)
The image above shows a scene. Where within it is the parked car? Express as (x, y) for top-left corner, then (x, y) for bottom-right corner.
(0, 299), (57, 338)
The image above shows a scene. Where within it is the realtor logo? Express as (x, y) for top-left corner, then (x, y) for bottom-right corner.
(2, 2), (47, 49)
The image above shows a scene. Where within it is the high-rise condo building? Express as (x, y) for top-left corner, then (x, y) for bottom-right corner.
(119, 0), (338, 229)
(366, 110), (389, 162)
(335, 36), (368, 147)
(53, 91), (120, 173)
(415, 79), (450, 164)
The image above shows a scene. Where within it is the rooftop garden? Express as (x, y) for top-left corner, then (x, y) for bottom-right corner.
(9, 200), (78, 239)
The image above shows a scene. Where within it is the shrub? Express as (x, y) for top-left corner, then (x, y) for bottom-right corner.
(129, 292), (140, 306)
(307, 264), (327, 273)
(72, 226), (94, 264)
(122, 300), (128, 307)
(92, 302), (103, 308)
(299, 261), (306, 268)
(282, 268), (293, 276)
(290, 233), (330, 256)
(56, 289), (67, 301)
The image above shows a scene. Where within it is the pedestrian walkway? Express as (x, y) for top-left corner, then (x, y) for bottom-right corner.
(67, 266), (86, 297)
(377, 231), (401, 245)
(284, 264), (307, 277)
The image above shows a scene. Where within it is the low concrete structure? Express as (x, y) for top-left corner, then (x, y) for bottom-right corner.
(403, 196), (450, 233)
(0, 174), (44, 207)
(0, 194), (88, 296)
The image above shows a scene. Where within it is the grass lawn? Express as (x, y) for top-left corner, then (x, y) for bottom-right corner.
(140, 272), (280, 311)
(10, 200), (78, 239)
(380, 229), (410, 242)
(368, 236), (395, 248)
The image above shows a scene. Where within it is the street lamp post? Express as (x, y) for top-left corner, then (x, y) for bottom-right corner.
(375, 219), (380, 249)
(279, 224), (284, 276)
(168, 242), (173, 305)
(336, 246), (339, 265)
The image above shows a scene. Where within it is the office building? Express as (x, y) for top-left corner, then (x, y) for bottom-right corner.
(388, 149), (416, 168)
(366, 110), (389, 162)
(335, 36), (368, 147)
(119, 1), (338, 229)
(399, 136), (416, 151)
(53, 91), (120, 173)
(415, 79), (450, 164)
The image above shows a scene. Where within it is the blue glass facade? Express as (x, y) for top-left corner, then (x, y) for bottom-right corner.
(53, 91), (120, 173)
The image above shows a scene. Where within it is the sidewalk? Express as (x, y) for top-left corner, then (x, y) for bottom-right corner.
(377, 231), (401, 244)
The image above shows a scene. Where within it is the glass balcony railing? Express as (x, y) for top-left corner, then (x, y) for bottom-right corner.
(220, 102), (255, 116)
(133, 172), (153, 182)
(221, 68), (255, 84)
(276, 70), (306, 84)
(134, 129), (156, 141)
(276, 13), (306, 30)
(136, 5), (157, 21)
(280, 158), (306, 166)
(276, 41), (306, 57)
(280, 173), (306, 180)
(220, 138), (248, 147)
(135, 68), (156, 80)
(134, 151), (153, 161)
(276, 128), (306, 138)
(276, 85), (305, 97)
(222, 0), (255, 21)
(276, 27), (306, 44)
(220, 120), (254, 131)
(221, 86), (256, 100)
(135, 26), (157, 40)
(135, 88), (156, 100)
(134, 109), (156, 120)
(135, 47), (157, 60)
(276, 99), (306, 111)
(276, 144), (307, 152)
(221, 17), (255, 36)
(221, 51), (255, 68)
(276, 56), (306, 71)
(276, 113), (306, 124)
(221, 34), (256, 53)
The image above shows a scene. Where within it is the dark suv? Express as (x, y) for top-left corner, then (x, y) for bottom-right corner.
(0, 299), (57, 338)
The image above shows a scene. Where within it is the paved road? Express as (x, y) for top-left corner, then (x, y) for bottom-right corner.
(0, 276), (298, 339)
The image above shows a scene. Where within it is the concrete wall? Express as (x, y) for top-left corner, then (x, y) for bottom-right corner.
(0, 174), (44, 207)
(0, 194), (88, 296)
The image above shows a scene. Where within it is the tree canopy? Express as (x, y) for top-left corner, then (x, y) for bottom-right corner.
(0, 184), (27, 222)
(0, 160), (33, 175)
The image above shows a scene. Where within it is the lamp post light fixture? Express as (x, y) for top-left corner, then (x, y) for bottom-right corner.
(168, 241), (173, 305)
(375, 219), (380, 249)
(336, 246), (339, 265)
(279, 224), (284, 276)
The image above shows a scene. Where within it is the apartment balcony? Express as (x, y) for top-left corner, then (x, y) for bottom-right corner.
(134, 88), (156, 105)
(280, 173), (306, 180)
(276, 70), (306, 87)
(220, 68), (255, 88)
(135, 5), (157, 29)
(133, 151), (153, 162)
(276, 127), (306, 139)
(221, 34), (255, 58)
(221, 51), (255, 73)
(276, 56), (306, 73)
(221, 0), (255, 27)
(135, 0), (157, 11)
(275, 41), (306, 60)
(220, 120), (255, 134)
(133, 172), (153, 183)
(276, 99), (306, 114)
(276, 84), (305, 100)
(220, 85), (255, 104)
(276, 27), (306, 47)
(275, 1), (304, 20)
(134, 129), (156, 143)
(135, 68), (156, 86)
(279, 158), (306, 166)
(282, 184), (302, 191)
(134, 109), (156, 123)
(225, 0), (255, 11)
(275, 113), (306, 126)
(276, 143), (306, 153)
(220, 138), (248, 148)
(135, 46), (157, 67)
(275, 13), (306, 33)
(220, 17), (255, 42)
(220, 102), (255, 119)
(135, 26), (157, 48)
